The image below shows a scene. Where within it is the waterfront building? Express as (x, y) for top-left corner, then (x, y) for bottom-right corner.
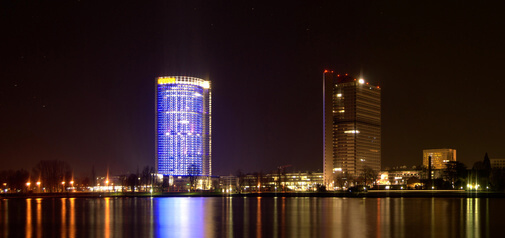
(229, 172), (324, 192)
(423, 149), (456, 170)
(219, 175), (239, 193)
(156, 76), (212, 176)
(490, 158), (505, 169)
(270, 172), (324, 192)
(323, 71), (381, 186)
(165, 175), (214, 191)
(378, 165), (423, 189)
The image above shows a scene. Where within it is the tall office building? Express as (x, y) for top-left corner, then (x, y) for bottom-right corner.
(323, 71), (381, 186)
(156, 76), (211, 176)
(423, 149), (456, 170)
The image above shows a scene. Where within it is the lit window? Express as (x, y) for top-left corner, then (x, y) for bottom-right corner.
(344, 130), (360, 134)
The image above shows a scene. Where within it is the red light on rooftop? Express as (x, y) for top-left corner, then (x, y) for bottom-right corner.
(337, 74), (340, 77)
(345, 73), (348, 76)
(331, 71), (334, 73)
(324, 70), (328, 73)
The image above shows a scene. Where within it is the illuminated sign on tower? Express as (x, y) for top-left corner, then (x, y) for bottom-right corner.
(156, 76), (211, 176)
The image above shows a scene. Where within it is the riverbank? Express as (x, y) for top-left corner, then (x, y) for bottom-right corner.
(2, 190), (505, 199)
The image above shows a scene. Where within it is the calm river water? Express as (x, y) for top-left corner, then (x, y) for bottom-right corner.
(0, 196), (503, 238)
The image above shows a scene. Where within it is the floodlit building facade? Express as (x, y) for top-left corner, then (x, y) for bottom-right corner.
(323, 71), (381, 186)
(423, 149), (456, 170)
(156, 76), (211, 176)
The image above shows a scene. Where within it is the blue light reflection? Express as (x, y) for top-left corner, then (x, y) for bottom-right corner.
(155, 198), (206, 238)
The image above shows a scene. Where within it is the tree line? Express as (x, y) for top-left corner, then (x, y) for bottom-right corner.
(0, 160), (159, 193)
(1, 160), (72, 192)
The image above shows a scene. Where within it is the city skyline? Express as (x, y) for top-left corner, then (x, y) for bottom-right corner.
(1, 2), (505, 177)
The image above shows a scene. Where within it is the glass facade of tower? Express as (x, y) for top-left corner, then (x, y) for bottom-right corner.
(156, 76), (211, 176)
(323, 71), (381, 186)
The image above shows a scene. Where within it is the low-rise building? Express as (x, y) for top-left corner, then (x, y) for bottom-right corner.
(225, 172), (323, 192)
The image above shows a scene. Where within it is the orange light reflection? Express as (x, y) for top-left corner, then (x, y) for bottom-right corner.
(105, 197), (110, 238)
(36, 198), (42, 238)
(61, 198), (66, 238)
(26, 199), (32, 238)
(256, 197), (262, 238)
(70, 198), (76, 238)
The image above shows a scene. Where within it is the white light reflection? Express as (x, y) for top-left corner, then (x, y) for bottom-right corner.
(227, 197), (233, 238)
(243, 197), (249, 237)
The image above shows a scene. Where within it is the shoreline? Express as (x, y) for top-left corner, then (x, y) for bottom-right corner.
(2, 190), (505, 199)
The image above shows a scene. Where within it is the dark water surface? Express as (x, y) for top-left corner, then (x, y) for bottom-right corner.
(0, 197), (503, 237)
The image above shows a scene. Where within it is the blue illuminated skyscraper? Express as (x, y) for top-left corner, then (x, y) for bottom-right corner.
(156, 76), (211, 176)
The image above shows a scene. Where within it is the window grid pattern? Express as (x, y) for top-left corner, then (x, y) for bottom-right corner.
(157, 82), (205, 176)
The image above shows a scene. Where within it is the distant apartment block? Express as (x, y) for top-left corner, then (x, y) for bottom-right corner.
(490, 158), (505, 169)
(423, 149), (456, 170)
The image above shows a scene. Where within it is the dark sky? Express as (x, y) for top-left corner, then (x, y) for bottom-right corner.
(1, 1), (504, 178)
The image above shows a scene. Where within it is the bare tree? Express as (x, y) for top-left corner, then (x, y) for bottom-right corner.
(0, 169), (30, 192)
(127, 174), (138, 192)
(334, 172), (347, 190)
(140, 166), (157, 192)
(235, 169), (245, 193)
(32, 160), (72, 192)
(362, 166), (377, 188)
(187, 164), (200, 191)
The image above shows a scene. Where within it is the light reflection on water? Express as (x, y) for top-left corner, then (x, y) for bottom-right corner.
(25, 198), (31, 238)
(0, 197), (502, 237)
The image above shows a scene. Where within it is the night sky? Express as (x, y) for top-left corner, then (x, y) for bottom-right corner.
(1, 1), (504, 178)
